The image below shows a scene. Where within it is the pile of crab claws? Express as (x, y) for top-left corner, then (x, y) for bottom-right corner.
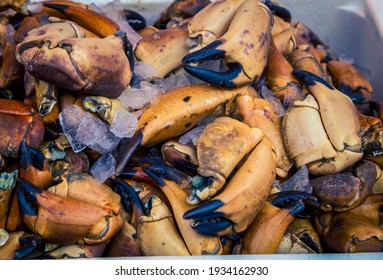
(182, 200), (234, 237)
(182, 41), (243, 88)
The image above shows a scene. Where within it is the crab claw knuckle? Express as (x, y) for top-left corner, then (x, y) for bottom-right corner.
(282, 70), (363, 175)
(17, 175), (123, 245)
(183, 0), (273, 88)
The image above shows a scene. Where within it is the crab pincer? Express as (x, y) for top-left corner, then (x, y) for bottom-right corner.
(17, 177), (123, 245)
(182, 0), (273, 88)
(183, 136), (276, 237)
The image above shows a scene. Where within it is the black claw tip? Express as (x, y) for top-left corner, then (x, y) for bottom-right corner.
(183, 64), (240, 88)
(115, 179), (145, 214)
(17, 179), (42, 217)
(293, 70), (334, 90)
(14, 233), (44, 260)
(191, 218), (233, 236)
(43, 3), (69, 12)
(20, 140), (46, 171)
(123, 9), (146, 31)
(114, 130), (143, 177)
(183, 199), (224, 220)
(183, 41), (225, 64)
(264, 0), (292, 23)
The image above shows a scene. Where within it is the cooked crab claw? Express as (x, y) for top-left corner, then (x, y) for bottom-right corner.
(114, 130), (144, 177)
(268, 190), (322, 217)
(183, 0), (273, 88)
(114, 179), (145, 215)
(141, 163), (193, 190)
(183, 136), (276, 236)
(17, 177), (123, 245)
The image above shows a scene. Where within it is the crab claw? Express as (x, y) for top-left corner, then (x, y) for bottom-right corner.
(17, 178), (123, 245)
(183, 0), (273, 88)
(184, 137), (276, 236)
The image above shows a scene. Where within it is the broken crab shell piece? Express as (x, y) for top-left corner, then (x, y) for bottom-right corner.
(83, 96), (127, 125)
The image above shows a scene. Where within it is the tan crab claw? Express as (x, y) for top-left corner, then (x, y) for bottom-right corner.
(282, 70), (363, 175)
(16, 21), (134, 97)
(183, 136), (276, 236)
(115, 179), (191, 256)
(17, 178), (123, 245)
(313, 211), (383, 253)
(187, 117), (264, 204)
(141, 166), (223, 255)
(182, 0), (273, 88)
(241, 200), (305, 254)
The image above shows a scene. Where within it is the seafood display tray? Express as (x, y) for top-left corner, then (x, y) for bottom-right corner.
(51, 0), (383, 259)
